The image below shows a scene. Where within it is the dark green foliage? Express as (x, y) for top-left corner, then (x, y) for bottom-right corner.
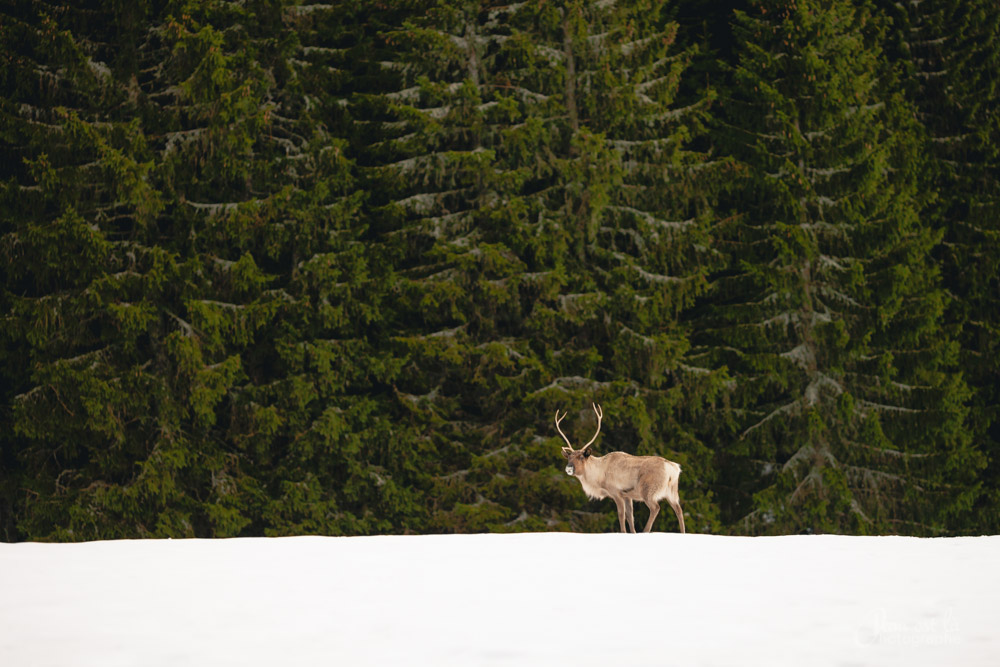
(697, 0), (987, 535)
(878, 0), (1000, 531)
(0, 0), (996, 540)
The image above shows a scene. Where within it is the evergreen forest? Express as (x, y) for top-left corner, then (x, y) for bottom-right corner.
(2, 0), (998, 541)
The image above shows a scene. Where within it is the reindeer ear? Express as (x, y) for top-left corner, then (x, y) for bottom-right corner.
(561, 447), (573, 459)
(583, 448), (591, 458)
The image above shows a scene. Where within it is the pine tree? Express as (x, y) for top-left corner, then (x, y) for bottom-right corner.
(2, 0), (194, 539)
(362, 0), (728, 533)
(0, 0), (391, 538)
(511, 0), (729, 532)
(5, 0), (993, 540)
(880, 0), (1000, 532)
(701, 0), (984, 534)
(250, 1), (428, 536)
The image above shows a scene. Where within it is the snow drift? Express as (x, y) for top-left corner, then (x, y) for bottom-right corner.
(1, 532), (997, 666)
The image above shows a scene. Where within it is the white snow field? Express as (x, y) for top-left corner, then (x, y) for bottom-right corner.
(1, 533), (998, 666)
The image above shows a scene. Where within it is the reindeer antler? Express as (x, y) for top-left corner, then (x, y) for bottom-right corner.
(554, 409), (574, 450)
(580, 403), (603, 452)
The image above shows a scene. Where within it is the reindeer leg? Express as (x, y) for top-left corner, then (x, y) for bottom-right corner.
(668, 499), (685, 534)
(642, 500), (660, 533)
(625, 499), (636, 533)
(611, 496), (628, 533)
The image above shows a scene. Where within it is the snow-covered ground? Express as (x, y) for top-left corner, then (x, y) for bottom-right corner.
(1, 532), (997, 666)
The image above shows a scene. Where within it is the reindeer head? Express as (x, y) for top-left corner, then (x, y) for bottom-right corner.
(555, 403), (603, 476)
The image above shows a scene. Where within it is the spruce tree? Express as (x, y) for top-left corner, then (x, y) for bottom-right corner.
(2, 0), (196, 539)
(251, 1), (428, 536)
(0, 0), (397, 538)
(701, 0), (984, 534)
(881, 0), (1000, 532)
(364, 0), (727, 533)
(511, 0), (729, 532)
(6, 0), (992, 540)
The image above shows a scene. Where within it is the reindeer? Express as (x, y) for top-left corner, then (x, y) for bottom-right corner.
(556, 403), (685, 533)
